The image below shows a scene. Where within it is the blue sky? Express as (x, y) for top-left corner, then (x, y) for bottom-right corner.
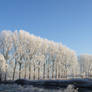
(0, 0), (92, 55)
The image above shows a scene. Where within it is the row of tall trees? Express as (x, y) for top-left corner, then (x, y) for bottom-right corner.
(0, 30), (80, 80)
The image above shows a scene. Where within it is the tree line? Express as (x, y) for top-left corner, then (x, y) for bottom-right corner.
(0, 30), (89, 81)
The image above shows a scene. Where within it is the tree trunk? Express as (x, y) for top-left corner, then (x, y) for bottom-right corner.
(5, 66), (7, 81)
(38, 67), (40, 80)
(24, 63), (27, 79)
(52, 62), (54, 79)
(47, 66), (49, 79)
(12, 61), (17, 80)
(55, 63), (58, 79)
(43, 63), (45, 79)
(19, 63), (22, 79)
(33, 64), (35, 80)
(58, 65), (60, 79)
(29, 64), (31, 80)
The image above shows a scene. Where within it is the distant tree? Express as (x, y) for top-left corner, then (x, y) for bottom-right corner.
(79, 54), (92, 78)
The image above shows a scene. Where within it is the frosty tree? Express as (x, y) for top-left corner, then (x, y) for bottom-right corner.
(0, 31), (13, 80)
(0, 30), (80, 80)
(0, 53), (6, 81)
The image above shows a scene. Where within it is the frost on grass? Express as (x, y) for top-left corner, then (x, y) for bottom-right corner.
(0, 84), (78, 92)
(64, 85), (78, 92)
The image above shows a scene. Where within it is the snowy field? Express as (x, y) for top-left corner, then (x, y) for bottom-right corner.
(0, 84), (78, 92)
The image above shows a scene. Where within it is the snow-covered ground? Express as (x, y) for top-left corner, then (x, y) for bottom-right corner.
(0, 84), (78, 92)
(1, 79), (92, 92)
